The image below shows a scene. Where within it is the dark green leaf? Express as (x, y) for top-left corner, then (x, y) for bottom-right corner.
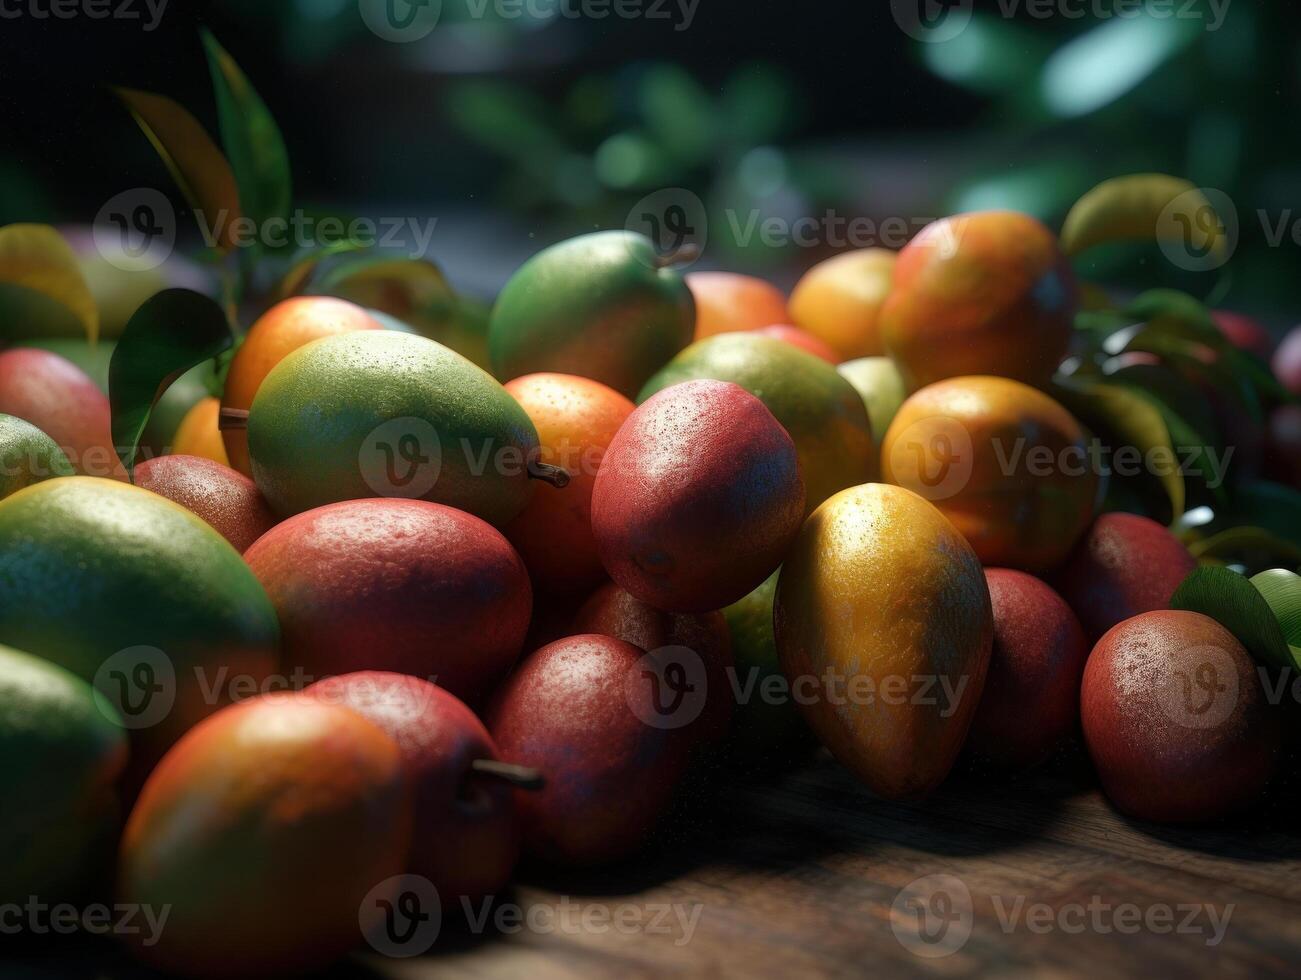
(1171, 566), (1294, 668)
(1189, 527), (1301, 572)
(200, 30), (292, 243)
(109, 289), (234, 478)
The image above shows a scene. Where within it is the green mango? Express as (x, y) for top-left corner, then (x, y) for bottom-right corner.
(721, 570), (812, 761)
(0, 643), (128, 904)
(248, 330), (549, 526)
(837, 356), (906, 443)
(639, 333), (876, 515)
(0, 414), (74, 501)
(489, 231), (695, 397)
(0, 478), (281, 767)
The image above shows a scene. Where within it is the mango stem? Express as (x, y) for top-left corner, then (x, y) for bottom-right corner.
(470, 759), (545, 791)
(655, 243), (700, 268)
(527, 459), (571, 488)
(218, 407), (249, 431)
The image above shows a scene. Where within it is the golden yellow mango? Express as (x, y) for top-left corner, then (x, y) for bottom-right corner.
(774, 483), (993, 799)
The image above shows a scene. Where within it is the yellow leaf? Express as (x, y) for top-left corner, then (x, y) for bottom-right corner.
(1060, 173), (1227, 263)
(115, 87), (242, 251)
(0, 223), (99, 343)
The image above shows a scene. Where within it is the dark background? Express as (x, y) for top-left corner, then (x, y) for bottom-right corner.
(1, 0), (1297, 322)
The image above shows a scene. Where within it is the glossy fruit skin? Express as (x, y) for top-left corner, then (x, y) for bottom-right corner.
(1, 644), (127, 904)
(0, 413), (73, 501)
(134, 454), (277, 553)
(592, 379), (804, 613)
(1052, 512), (1197, 642)
(965, 569), (1089, 770)
(880, 211), (1076, 390)
(775, 484), (993, 800)
(1081, 611), (1280, 823)
(170, 396), (229, 466)
(307, 672), (518, 908)
(244, 499), (531, 705)
(118, 695), (412, 978)
(837, 356), (906, 443)
(221, 296), (382, 476)
(0, 348), (124, 480)
(752, 324), (840, 363)
(720, 571), (812, 759)
(882, 376), (1097, 573)
(502, 374), (635, 597)
(1274, 325), (1301, 397)
(486, 635), (695, 866)
(489, 231), (696, 398)
(639, 333), (874, 515)
(789, 248), (896, 360)
(1212, 310), (1274, 359)
(572, 582), (734, 744)
(686, 271), (789, 340)
(0, 478), (280, 765)
(248, 330), (541, 527)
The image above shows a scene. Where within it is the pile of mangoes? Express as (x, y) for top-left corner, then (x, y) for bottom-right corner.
(2, 204), (1300, 976)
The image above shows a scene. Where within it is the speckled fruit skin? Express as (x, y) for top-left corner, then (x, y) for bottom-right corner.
(1, 643), (127, 905)
(0, 348), (125, 480)
(751, 324), (840, 363)
(221, 296), (382, 476)
(882, 376), (1097, 574)
(1052, 512), (1197, 642)
(965, 569), (1088, 770)
(134, 454), (277, 553)
(686, 271), (789, 340)
(118, 695), (412, 979)
(307, 672), (519, 908)
(0, 413), (73, 501)
(880, 211), (1076, 391)
(591, 379), (804, 613)
(502, 374), (635, 597)
(0, 478), (280, 765)
(775, 484), (993, 800)
(244, 499), (531, 705)
(486, 635), (695, 866)
(639, 333), (874, 515)
(490, 231), (696, 399)
(788, 248), (897, 360)
(573, 582), (734, 744)
(248, 330), (541, 526)
(1081, 611), (1280, 824)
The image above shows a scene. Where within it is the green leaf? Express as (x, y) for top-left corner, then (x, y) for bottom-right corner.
(1171, 566), (1294, 669)
(108, 289), (234, 478)
(274, 239), (372, 302)
(1189, 527), (1301, 571)
(1060, 174), (1227, 261)
(1053, 375), (1185, 522)
(200, 30), (292, 243)
(1252, 570), (1301, 650)
(0, 224), (99, 343)
(1234, 482), (1301, 550)
(114, 87), (242, 251)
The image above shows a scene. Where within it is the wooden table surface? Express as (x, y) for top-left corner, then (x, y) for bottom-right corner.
(15, 749), (1301, 979)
